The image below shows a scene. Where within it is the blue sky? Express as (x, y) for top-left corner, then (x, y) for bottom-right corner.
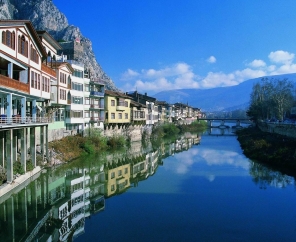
(53, 0), (296, 94)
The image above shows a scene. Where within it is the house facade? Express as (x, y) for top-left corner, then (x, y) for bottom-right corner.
(0, 20), (52, 182)
(104, 90), (131, 125)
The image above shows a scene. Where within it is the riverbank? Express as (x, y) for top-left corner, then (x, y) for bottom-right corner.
(236, 126), (296, 175)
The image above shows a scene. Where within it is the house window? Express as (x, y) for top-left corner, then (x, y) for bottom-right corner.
(125, 101), (128, 107)
(72, 96), (83, 104)
(111, 113), (115, 119)
(111, 100), (115, 106)
(125, 113), (128, 119)
(111, 184), (115, 191)
(118, 113), (122, 119)
(42, 76), (50, 92)
(30, 45), (39, 64)
(118, 170), (122, 176)
(60, 72), (66, 84)
(30, 71), (40, 89)
(59, 89), (66, 100)
(18, 35), (28, 57)
(2, 30), (15, 49)
(31, 71), (34, 88)
(111, 172), (115, 179)
(37, 74), (40, 90)
(125, 168), (128, 174)
(85, 97), (90, 105)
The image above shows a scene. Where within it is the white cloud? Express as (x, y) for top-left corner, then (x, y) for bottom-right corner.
(121, 68), (139, 80)
(248, 59), (266, 68)
(119, 50), (296, 94)
(270, 63), (296, 75)
(268, 50), (294, 64)
(165, 148), (249, 176)
(207, 56), (216, 63)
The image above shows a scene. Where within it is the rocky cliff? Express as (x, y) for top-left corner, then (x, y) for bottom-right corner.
(0, 0), (119, 91)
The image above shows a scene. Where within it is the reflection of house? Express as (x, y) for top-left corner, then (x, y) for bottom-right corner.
(50, 168), (90, 241)
(105, 159), (131, 197)
(0, 165), (105, 242)
(88, 164), (105, 216)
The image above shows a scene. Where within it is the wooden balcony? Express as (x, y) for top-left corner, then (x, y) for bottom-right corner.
(0, 74), (30, 93)
(41, 63), (56, 77)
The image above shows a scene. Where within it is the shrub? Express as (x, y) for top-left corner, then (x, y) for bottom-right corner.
(107, 135), (126, 148)
(80, 141), (95, 154)
(13, 161), (25, 175)
(162, 123), (180, 137)
(26, 160), (34, 171)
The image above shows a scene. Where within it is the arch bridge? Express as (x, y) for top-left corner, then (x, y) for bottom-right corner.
(197, 118), (251, 128)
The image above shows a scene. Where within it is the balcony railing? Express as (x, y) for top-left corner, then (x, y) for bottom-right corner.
(90, 91), (104, 97)
(41, 63), (56, 77)
(0, 115), (51, 126)
(0, 74), (30, 93)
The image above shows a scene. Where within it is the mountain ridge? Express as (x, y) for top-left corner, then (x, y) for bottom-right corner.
(153, 73), (296, 111)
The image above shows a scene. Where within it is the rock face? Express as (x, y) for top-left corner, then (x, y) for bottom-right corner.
(0, 0), (119, 91)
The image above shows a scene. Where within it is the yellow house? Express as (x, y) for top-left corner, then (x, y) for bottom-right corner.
(104, 90), (131, 125)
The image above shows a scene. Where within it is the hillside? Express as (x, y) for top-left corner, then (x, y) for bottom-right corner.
(154, 73), (296, 111)
(0, 0), (119, 91)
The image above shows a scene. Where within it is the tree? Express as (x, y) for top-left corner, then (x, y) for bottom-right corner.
(269, 79), (293, 120)
(247, 78), (294, 122)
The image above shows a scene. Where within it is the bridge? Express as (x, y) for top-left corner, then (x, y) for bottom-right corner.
(197, 118), (251, 128)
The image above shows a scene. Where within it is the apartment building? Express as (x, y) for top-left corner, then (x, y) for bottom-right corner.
(88, 78), (105, 129)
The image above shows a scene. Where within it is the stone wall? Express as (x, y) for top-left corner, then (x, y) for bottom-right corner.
(104, 124), (152, 142)
(258, 122), (296, 138)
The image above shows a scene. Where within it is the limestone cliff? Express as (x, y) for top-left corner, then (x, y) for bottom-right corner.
(0, 0), (119, 91)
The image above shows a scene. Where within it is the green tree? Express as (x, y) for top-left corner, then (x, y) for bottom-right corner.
(247, 78), (294, 122)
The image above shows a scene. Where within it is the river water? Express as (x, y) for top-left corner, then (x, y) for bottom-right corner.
(0, 125), (296, 242)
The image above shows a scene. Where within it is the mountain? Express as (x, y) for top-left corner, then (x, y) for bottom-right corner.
(153, 73), (296, 111)
(0, 0), (119, 91)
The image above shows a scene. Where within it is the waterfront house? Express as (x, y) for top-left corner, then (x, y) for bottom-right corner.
(88, 78), (105, 129)
(130, 99), (146, 124)
(0, 20), (52, 182)
(126, 91), (159, 126)
(104, 90), (131, 136)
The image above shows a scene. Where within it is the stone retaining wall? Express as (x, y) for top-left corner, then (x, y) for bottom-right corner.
(258, 122), (296, 138)
(104, 124), (152, 142)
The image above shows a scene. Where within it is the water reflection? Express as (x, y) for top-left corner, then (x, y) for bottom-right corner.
(0, 133), (200, 241)
(249, 161), (294, 189)
(0, 131), (294, 241)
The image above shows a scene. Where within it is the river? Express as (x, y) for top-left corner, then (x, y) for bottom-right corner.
(0, 124), (296, 242)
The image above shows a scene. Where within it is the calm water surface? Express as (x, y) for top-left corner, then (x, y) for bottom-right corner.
(0, 127), (296, 242)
